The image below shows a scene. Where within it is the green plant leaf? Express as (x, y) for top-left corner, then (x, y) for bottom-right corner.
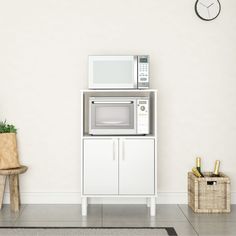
(0, 120), (17, 133)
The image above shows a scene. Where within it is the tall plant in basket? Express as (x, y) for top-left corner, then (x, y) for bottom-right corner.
(0, 121), (20, 169)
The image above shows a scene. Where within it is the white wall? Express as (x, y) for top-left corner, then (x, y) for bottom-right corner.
(0, 0), (236, 204)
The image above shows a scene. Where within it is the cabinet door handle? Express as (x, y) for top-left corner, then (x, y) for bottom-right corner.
(113, 140), (116, 161)
(122, 140), (125, 161)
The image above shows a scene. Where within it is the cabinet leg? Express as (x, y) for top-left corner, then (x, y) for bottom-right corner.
(150, 197), (156, 216)
(81, 197), (87, 216)
(0, 176), (6, 210)
(146, 198), (150, 207)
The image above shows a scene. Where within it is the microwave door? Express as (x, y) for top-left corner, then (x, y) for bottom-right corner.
(89, 100), (137, 135)
(89, 56), (137, 89)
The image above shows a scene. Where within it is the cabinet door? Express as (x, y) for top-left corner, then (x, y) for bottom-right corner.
(119, 139), (155, 195)
(83, 139), (118, 194)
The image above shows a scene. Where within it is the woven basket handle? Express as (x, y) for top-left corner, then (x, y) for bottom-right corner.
(207, 181), (217, 185)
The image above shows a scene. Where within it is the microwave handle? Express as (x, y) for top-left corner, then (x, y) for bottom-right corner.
(92, 101), (133, 104)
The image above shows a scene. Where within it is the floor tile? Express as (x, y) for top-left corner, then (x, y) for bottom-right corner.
(179, 204), (236, 223)
(102, 220), (197, 235)
(17, 204), (102, 222)
(103, 204), (187, 222)
(0, 203), (234, 235)
(14, 220), (102, 227)
(154, 205), (188, 222)
(0, 221), (16, 227)
(150, 221), (198, 236)
(102, 220), (150, 227)
(0, 228), (172, 236)
(192, 222), (236, 236)
(103, 204), (150, 222)
(0, 204), (25, 222)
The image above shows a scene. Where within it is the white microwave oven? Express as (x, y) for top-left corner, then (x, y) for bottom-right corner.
(88, 55), (149, 89)
(89, 97), (150, 135)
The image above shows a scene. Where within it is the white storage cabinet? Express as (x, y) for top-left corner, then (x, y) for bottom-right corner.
(83, 138), (154, 195)
(81, 90), (157, 216)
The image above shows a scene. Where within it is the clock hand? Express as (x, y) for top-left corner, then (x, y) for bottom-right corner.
(207, 8), (211, 18)
(207, 3), (214, 8)
(199, 2), (208, 8)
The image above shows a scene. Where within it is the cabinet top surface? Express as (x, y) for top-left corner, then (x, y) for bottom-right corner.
(82, 135), (157, 139)
(81, 89), (157, 93)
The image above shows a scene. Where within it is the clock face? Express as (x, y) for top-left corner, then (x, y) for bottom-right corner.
(195, 0), (221, 21)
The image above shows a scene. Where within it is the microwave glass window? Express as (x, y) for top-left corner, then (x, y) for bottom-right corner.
(93, 61), (134, 84)
(91, 104), (134, 130)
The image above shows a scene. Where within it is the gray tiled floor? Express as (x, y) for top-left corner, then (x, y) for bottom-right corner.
(0, 204), (235, 235)
(179, 204), (236, 236)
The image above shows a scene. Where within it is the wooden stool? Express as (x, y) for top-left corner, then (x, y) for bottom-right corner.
(0, 165), (28, 212)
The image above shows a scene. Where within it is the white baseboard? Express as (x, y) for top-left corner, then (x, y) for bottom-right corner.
(3, 192), (236, 204)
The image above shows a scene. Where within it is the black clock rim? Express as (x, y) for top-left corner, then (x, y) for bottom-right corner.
(194, 0), (221, 21)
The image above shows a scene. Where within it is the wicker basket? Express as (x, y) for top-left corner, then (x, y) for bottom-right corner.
(188, 172), (230, 213)
(0, 133), (20, 169)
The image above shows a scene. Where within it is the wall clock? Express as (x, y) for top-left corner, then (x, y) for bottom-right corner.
(195, 0), (221, 21)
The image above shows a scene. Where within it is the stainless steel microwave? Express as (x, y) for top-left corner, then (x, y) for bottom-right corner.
(88, 55), (149, 89)
(89, 97), (150, 135)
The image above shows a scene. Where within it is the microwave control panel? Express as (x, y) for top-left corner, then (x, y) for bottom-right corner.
(138, 56), (149, 89)
(137, 99), (149, 134)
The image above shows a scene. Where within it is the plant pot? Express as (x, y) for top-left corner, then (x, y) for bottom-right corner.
(0, 133), (21, 169)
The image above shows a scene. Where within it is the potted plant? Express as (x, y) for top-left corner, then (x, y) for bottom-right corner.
(0, 120), (20, 169)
